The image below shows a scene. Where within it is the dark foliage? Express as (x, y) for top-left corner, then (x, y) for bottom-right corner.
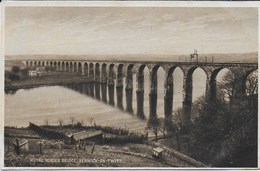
(5, 70), (20, 81)
(176, 95), (258, 167)
(171, 71), (258, 167)
(147, 117), (160, 141)
(20, 67), (30, 79)
(11, 66), (20, 73)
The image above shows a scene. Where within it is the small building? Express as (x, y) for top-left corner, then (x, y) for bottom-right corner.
(152, 147), (164, 159)
(65, 130), (103, 144)
(13, 138), (29, 155)
(36, 67), (45, 72)
(28, 70), (42, 77)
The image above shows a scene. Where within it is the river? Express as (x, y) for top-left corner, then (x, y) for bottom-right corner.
(5, 68), (228, 131)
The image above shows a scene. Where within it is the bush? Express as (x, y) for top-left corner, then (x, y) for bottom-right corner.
(11, 66), (20, 73)
(20, 67), (30, 79)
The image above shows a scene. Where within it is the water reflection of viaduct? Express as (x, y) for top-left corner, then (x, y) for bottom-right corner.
(24, 60), (258, 125)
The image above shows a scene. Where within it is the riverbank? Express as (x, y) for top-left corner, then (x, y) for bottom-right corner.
(4, 124), (207, 167)
(5, 71), (95, 91)
(4, 126), (171, 167)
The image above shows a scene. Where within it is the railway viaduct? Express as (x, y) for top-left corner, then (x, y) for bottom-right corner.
(24, 59), (258, 125)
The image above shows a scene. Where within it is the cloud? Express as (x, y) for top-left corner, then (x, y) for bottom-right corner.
(5, 7), (258, 55)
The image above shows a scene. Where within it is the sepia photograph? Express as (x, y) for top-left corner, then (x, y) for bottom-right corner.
(2, 3), (258, 168)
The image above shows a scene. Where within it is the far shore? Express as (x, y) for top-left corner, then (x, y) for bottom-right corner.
(5, 71), (96, 91)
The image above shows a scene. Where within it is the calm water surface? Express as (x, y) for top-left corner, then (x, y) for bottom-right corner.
(5, 68), (227, 130)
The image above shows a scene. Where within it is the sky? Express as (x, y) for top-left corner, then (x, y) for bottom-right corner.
(5, 7), (258, 56)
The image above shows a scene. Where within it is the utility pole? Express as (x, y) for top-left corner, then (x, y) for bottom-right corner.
(194, 49), (198, 64)
(190, 49), (198, 64)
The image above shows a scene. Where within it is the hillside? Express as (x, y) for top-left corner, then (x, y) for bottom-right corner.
(5, 52), (258, 63)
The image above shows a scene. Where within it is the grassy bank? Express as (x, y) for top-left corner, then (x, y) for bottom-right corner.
(4, 126), (171, 167)
(5, 71), (95, 91)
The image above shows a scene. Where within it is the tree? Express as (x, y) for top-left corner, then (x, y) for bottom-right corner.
(70, 117), (75, 125)
(218, 70), (258, 105)
(5, 70), (12, 83)
(246, 70), (258, 96)
(217, 71), (235, 104)
(11, 66), (20, 74)
(9, 72), (20, 80)
(170, 70), (258, 166)
(20, 67), (30, 79)
(158, 118), (166, 138)
(198, 74), (257, 166)
(147, 117), (159, 141)
(58, 118), (63, 128)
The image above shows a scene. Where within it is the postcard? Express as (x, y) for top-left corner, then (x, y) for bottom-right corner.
(1, 1), (259, 169)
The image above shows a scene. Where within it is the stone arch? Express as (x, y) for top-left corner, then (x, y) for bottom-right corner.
(108, 63), (115, 81)
(94, 63), (101, 99)
(89, 63), (94, 79)
(243, 68), (258, 95)
(50, 61), (53, 69)
(54, 61), (57, 70)
(246, 69), (258, 95)
(136, 64), (149, 119)
(126, 64), (134, 88)
(182, 66), (207, 127)
(138, 64), (147, 74)
(95, 63), (100, 80)
(62, 62), (65, 71)
(245, 68), (258, 79)
(66, 62), (69, 72)
(34, 61), (37, 67)
(73, 62), (77, 72)
(137, 64), (149, 92)
(246, 69), (258, 111)
(150, 65), (164, 95)
(57, 61), (62, 71)
(87, 63), (95, 98)
(167, 66), (184, 77)
(117, 64), (124, 85)
(186, 66), (204, 78)
(125, 64), (135, 113)
(101, 63), (107, 82)
(185, 66), (208, 98)
(116, 64), (124, 109)
(193, 67), (208, 100)
(164, 66), (182, 119)
(69, 62), (73, 72)
(210, 67), (235, 103)
(78, 62), (82, 75)
(108, 63), (115, 106)
(101, 63), (108, 103)
(83, 62), (88, 76)
(149, 65), (164, 120)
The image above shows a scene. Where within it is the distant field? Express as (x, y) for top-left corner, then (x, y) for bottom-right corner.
(5, 72), (93, 90)
(5, 51), (258, 63)
(5, 60), (26, 71)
